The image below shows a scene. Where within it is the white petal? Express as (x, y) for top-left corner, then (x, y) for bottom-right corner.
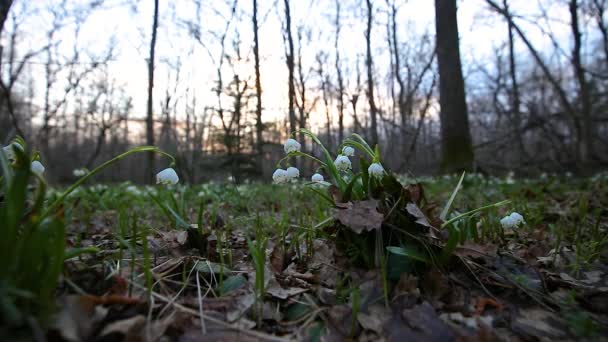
(31, 161), (45, 175)
(342, 146), (355, 157)
(311, 173), (324, 182)
(156, 168), (179, 185)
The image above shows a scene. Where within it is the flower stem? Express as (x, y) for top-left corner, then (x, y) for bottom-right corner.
(441, 199), (510, 229)
(44, 146), (174, 216)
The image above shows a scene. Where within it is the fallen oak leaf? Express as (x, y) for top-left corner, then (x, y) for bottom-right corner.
(335, 200), (384, 234)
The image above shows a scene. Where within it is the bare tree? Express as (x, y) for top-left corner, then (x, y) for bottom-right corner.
(0, 0), (13, 37)
(570, 0), (594, 165)
(282, 0), (297, 135)
(334, 0), (345, 143)
(435, 0), (474, 172)
(365, 0), (379, 147)
(145, 0), (159, 183)
(252, 0), (263, 158)
(0, 5), (48, 137)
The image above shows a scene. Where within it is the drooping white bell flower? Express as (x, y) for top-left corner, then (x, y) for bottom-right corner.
(342, 146), (355, 157)
(273, 168), (289, 184)
(284, 139), (301, 154)
(286, 166), (300, 180)
(509, 212), (525, 225)
(368, 163), (385, 179)
(2, 142), (23, 162)
(31, 160), (45, 176)
(156, 167), (179, 185)
(334, 155), (351, 172)
(500, 212), (525, 229)
(73, 168), (88, 177)
(311, 173), (324, 182)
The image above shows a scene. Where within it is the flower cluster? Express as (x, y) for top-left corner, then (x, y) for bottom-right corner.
(73, 168), (88, 177)
(275, 136), (388, 186)
(500, 212), (525, 229)
(273, 166), (300, 184)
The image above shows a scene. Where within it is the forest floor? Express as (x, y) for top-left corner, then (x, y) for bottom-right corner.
(45, 173), (608, 341)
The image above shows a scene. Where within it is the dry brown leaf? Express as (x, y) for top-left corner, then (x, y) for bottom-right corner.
(52, 295), (109, 342)
(405, 202), (435, 229)
(335, 200), (384, 234)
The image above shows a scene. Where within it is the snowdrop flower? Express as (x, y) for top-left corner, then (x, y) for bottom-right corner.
(368, 163), (385, 179)
(126, 185), (141, 195)
(2, 142), (23, 162)
(73, 168), (88, 177)
(342, 146), (355, 157)
(500, 212), (525, 229)
(273, 168), (289, 184)
(334, 155), (351, 172)
(31, 160), (45, 176)
(311, 173), (324, 183)
(284, 139), (301, 154)
(156, 168), (179, 185)
(286, 166), (300, 181)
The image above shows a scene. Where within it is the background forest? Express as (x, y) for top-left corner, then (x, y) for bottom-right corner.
(0, 0), (607, 182)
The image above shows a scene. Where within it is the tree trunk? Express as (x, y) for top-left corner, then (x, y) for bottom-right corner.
(0, 0), (13, 37)
(253, 0), (263, 159)
(146, 0), (159, 183)
(365, 0), (379, 147)
(283, 0), (297, 135)
(434, 0), (474, 172)
(335, 0), (345, 143)
(504, 0), (526, 163)
(570, 0), (593, 167)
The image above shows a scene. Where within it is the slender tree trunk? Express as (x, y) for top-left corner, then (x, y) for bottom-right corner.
(434, 0), (474, 172)
(365, 0), (379, 147)
(335, 0), (345, 143)
(570, 0), (593, 166)
(388, 0), (407, 152)
(504, 0), (526, 162)
(283, 0), (297, 135)
(0, 0), (13, 37)
(146, 0), (159, 183)
(253, 0), (263, 159)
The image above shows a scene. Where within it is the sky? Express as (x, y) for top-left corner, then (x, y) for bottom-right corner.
(4, 0), (577, 134)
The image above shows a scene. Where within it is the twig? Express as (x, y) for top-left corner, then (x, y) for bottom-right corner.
(128, 281), (293, 342)
(196, 270), (207, 335)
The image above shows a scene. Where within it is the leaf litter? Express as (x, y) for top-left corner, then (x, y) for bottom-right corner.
(45, 176), (608, 341)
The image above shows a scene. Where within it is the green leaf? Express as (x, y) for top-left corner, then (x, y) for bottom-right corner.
(386, 245), (430, 264)
(440, 171), (465, 221)
(439, 224), (460, 264)
(218, 275), (247, 295)
(196, 261), (232, 275)
(64, 247), (100, 260)
(286, 302), (313, 321)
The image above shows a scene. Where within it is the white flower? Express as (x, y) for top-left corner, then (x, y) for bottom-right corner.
(368, 163), (385, 179)
(311, 173), (324, 182)
(31, 160), (45, 176)
(73, 168), (88, 177)
(334, 155), (351, 172)
(342, 146), (355, 157)
(286, 166), (300, 180)
(126, 185), (141, 195)
(284, 139), (301, 154)
(273, 168), (289, 184)
(2, 142), (23, 162)
(500, 212), (525, 229)
(156, 168), (179, 185)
